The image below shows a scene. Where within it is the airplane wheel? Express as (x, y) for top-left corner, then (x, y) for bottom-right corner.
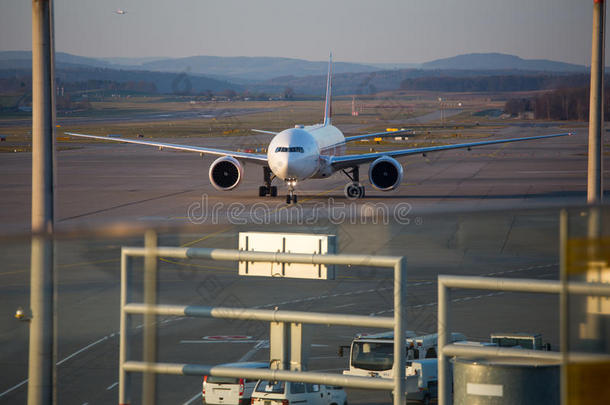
(344, 183), (364, 199)
(293, 195), (298, 204)
(259, 186), (268, 197)
(286, 195), (292, 204)
(270, 186), (278, 197)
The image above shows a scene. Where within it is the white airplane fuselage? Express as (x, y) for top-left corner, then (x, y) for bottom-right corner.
(267, 124), (345, 182)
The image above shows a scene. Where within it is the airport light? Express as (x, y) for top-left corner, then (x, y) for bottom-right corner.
(15, 307), (31, 322)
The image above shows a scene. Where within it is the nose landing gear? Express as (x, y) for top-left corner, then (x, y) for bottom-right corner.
(259, 166), (278, 197)
(285, 178), (298, 204)
(286, 191), (298, 204)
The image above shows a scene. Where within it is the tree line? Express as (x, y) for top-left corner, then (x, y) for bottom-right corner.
(505, 86), (610, 121)
(400, 74), (592, 93)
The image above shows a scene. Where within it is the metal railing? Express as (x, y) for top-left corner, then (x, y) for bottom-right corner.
(119, 246), (407, 405)
(437, 275), (610, 405)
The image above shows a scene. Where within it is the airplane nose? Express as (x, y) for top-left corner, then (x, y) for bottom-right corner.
(269, 153), (312, 180)
(270, 153), (289, 179)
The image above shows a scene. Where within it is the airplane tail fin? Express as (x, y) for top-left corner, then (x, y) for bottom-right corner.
(323, 53), (332, 126)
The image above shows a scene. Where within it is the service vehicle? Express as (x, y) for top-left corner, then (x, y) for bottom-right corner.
(202, 361), (268, 405)
(251, 380), (347, 405)
(340, 331), (466, 378)
(339, 332), (465, 404)
(404, 359), (438, 405)
(490, 332), (551, 350)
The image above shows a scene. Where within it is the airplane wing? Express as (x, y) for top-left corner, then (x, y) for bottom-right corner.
(251, 129), (278, 135)
(344, 128), (412, 142)
(66, 132), (268, 164)
(330, 132), (572, 169)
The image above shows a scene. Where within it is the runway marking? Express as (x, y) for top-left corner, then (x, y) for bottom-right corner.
(518, 170), (588, 174)
(0, 379), (28, 398)
(181, 227), (231, 247)
(156, 228), (233, 273)
(58, 258), (118, 268)
(1, 335), (111, 398)
(369, 291), (508, 316)
(159, 257), (232, 272)
(56, 336), (109, 366)
(238, 339), (268, 362)
(1, 258), (118, 277)
(0, 269), (28, 277)
(180, 340), (257, 344)
(183, 392), (202, 405)
(106, 382), (118, 391)
(334, 303), (356, 309)
(180, 335), (256, 344)
(58, 189), (197, 222)
(368, 263), (558, 316)
(204, 335), (252, 341)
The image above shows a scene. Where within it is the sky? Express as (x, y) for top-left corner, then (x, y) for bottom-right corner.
(0, 0), (603, 65)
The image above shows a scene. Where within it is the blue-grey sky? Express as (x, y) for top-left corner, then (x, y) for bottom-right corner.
(0, 0), (602, 65)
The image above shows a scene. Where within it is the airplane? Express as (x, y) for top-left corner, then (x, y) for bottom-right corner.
(114, 9), (127, 15)
(67, 54), (572, 204)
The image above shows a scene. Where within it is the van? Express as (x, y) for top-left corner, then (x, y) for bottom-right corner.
(251, 380), (347, 405)
(202, 362), (268, 405)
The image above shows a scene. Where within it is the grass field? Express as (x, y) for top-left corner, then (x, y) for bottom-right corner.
(0, 91), (572, 153)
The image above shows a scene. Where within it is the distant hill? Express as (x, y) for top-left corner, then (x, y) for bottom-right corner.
(250, 68), (590, 96)
(0, 51), (380, 83)
(0, 51), (589, 83)
(367, 62), (421, 70)
(135, 55), (378, 81)
(0, 51), (595, 96)
(0, 51), (242, 94)
(0, 66), (241, 94)
(0, 51), (118, 70)
(421, 53), (586, 72)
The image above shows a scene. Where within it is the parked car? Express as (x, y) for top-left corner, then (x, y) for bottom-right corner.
(202, 362), (268, 405)
(251, 380), (347, 405)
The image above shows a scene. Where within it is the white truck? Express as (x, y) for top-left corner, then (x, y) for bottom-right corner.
(340, 331), (466, 404)
(340, 331), (465, 378)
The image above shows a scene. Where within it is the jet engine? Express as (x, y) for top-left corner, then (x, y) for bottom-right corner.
(368, 156), (403, 191)
(209, 156), (243, 190)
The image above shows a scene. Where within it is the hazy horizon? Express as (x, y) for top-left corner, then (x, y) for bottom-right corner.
(0, 49), (592, 68)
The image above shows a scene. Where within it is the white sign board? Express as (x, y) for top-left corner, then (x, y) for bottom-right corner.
(238, 232), (336, 279)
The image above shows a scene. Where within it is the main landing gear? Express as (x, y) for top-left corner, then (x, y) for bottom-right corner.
(285, 179), (298, 204)
(342, 166), (365, 199)
(259, 166), (278, 197)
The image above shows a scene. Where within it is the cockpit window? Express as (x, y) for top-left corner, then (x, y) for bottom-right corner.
(275, 146), (304, 153)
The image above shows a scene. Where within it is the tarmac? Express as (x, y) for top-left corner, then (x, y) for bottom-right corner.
(0, 120), (602, 404)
